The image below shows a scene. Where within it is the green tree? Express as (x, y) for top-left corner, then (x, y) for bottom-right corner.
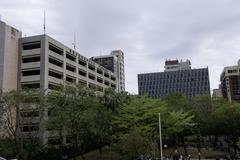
(163, 92), (188, 110)
(164, 109), (195, 155)
(113, 96), (195, 157)
(47, 85), (130, 159)
(94, 89), (130, 159)
(0, 90), (18, 140)
(47, 84), (98, 159)
(213, 103), (240, 155)
(117, 128), (151, 160)
(0, 89), (45, 159)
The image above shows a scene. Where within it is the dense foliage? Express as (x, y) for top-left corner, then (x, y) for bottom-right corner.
(0, 87), (240, 159)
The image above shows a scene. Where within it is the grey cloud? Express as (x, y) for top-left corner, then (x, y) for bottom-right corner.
(1, 0), (240, 93)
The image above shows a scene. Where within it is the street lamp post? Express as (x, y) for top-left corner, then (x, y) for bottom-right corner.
(159, 113), (163, 160)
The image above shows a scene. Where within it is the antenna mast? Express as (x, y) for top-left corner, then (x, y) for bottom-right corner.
(73, 32), (76, 50)
(44, 10), (46, 34)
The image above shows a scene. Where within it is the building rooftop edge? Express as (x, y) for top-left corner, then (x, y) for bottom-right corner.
(138, 67), (209, 75)
(21, 34), (117, 75)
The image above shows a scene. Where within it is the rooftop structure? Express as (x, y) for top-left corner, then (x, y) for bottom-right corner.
(164, 59), (191, 72)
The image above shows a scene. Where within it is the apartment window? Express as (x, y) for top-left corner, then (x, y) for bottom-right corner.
(88, 64), (95, 71)
(66, 76), (76, 83)
(22, 70), (40, 76)
(48, 137), (61, 145)
(21, 83), (40, 89)
(97, 77), (103, 83)
(21, 111), (39, 118)
(22, 123), (39, 132)
(22, 56), (40, 63)
(66, 52), (76, 62)
(48, 83), (59, 90)
(79, 59), (87, 67)
(88, 74), (95, 80)
(49, 70), (63, 79)
(104, 80), (110, 86)
(111, 76), (116, 81)
(78, 79), (87, 86)
(49, 43), (63, 55)
(78, 69), (87, 77)
(228, 70), (237, 73)
(23, 41), (41, 50)
(66, 64), (76, 73)
(49, 57), (63, 67)
(104, 72), (109, 78)
(111, 83), (116, 89)
(97, 68), (103, 75)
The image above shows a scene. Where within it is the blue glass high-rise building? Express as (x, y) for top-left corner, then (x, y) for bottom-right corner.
(138, 60), (210, 98)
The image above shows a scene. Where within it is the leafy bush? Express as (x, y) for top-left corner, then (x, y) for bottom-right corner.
(0, 137), (17, 159)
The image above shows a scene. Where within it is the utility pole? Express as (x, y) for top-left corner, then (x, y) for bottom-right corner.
(159, 113), (163, 160)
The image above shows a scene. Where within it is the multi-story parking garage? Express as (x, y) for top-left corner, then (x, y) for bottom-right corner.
(0, 20), (126, 145)
(20, 35), (118, 93)
(19, 34), (122, 144)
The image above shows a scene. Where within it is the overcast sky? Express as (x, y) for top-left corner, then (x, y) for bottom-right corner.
(1, 0), (240, 94)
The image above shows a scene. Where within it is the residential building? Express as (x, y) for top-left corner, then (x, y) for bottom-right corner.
(91, 50), (125, 92)
(220, 60), (240, 103)
(138, 59), (210, 98)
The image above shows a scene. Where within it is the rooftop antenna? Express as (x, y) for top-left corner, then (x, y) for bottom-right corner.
(43, 9), (46, 34)
(73, 32), (76, 50)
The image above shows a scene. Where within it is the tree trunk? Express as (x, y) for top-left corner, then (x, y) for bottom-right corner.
(99, 147), (103, 160)
(197, 135), (201, 153)
(182, 136), (188, 156)
(233, 137), (238, 158)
